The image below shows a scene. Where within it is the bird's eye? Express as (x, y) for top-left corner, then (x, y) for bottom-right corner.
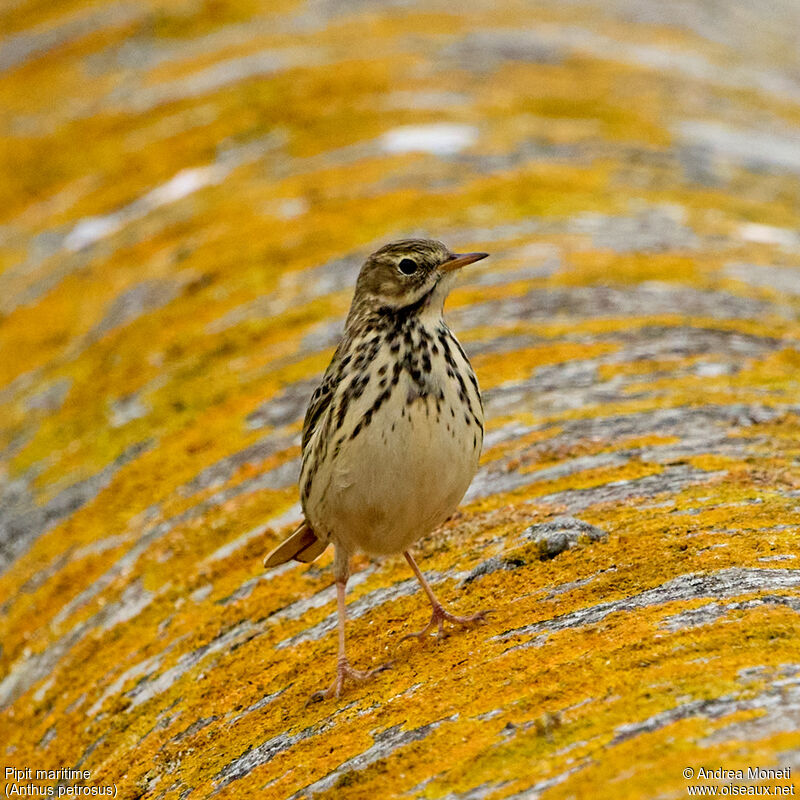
(398, 258), (418, 275)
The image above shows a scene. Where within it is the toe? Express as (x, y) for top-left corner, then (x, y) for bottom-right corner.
(399, 625), (434, 643)
(444, 608), (492, 627)
(310, 658), (390, 700)
(307, 688), (330, 705)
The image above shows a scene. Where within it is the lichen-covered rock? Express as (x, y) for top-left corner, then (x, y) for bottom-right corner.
(523, 516), (608, 560)
(1, 1), (800, 799)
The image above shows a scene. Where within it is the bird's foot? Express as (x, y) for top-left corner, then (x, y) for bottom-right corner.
(401, 603), (491, 642)
(308, 657), (391, 702)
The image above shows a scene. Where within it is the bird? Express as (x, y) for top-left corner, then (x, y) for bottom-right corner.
(264, 238), (490, 699)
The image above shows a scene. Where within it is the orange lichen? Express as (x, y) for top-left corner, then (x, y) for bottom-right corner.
(473, 342), (620, 388)
(2, 2), (800, 799)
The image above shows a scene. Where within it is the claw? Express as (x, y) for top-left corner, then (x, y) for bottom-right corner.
(307, 657), (392, 703)
(401, 605), (491, 643)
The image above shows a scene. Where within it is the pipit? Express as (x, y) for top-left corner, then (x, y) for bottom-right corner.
(264, 239), (490, 699)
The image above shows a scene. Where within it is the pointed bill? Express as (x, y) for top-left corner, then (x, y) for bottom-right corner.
(441, 251), (489, 272)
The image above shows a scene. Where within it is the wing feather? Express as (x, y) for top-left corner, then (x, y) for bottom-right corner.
(301, 342), (345, 452)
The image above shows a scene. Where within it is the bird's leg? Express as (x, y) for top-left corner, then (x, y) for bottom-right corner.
(402, 550), (490, 641)
(309, 547), (389, 701)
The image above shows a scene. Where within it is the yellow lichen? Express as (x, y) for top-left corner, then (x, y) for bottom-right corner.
(2, 2), (799, 799)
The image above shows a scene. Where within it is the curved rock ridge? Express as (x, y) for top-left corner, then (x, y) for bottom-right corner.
(1, 1), (799, 799)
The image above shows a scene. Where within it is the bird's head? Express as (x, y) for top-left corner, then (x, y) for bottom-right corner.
(347, 239), (488, 327)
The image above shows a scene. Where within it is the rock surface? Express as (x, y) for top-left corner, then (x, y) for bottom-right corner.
(1, 1), (799, 798)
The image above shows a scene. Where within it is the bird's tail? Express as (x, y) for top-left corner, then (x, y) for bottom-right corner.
(263, 521), (327, 568)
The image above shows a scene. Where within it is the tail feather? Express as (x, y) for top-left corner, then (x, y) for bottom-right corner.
(294, 536), (328, 563)
(263, 521), (327, 568)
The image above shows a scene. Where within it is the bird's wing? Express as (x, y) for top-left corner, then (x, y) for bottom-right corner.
(301, 345), (343, 452)
(263, 343), (348, 572)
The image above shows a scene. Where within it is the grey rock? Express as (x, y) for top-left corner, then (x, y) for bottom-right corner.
(465, 452), (627, 502)
(227, 688), (286, 726)
(108, 392), (148, 428)
(615, 673), (800, 746)
(214, 724), (322, 790)
(568, 206), (699, 253)
(245, 381), (318, 430)
(0, 439), (152, 575)
(678, 143), (726, 186)
(89, 279), (184, 341)
(170, 715), (219, 743)
(499, 568), (800, 644)
(275, 576), (419, 650)
(726, 262), (800, 295)
(461, 555), (527, 585)
(661, 595), (800, 632)
(539, 463), (724, 514)
(0, 575), (155, 709)
(677, 120), (800, 175)
(24, 378), (72, 413)
(451, 285), (778, 332)
(444, 29), (564, 71)
(180, 435), (296, 495)
(112, 49), (292, 113)
(126, 620), (255, 710)
(522, 515), (608, 560)
(288, 720), (449, 798)
(0, 2), (141, 72)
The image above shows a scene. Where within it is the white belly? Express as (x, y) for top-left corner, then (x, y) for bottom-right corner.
(321, 389), (480, 554)
(303, 337), (483, 556)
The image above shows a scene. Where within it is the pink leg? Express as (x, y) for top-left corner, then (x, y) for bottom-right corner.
(402, 551), (490, 641)
(309, 550), (390, 701)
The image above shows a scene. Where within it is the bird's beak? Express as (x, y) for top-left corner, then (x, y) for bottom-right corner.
(441, 251), (489, 272)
